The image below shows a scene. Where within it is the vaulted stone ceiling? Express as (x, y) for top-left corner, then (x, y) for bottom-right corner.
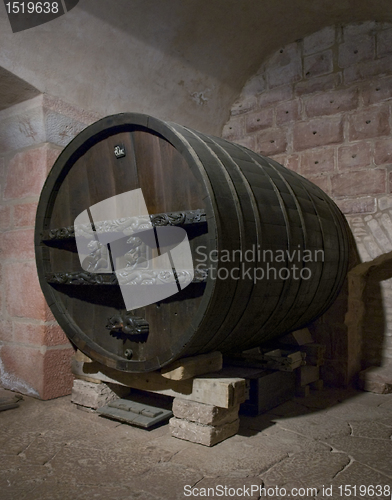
(1, 0), (392, 133)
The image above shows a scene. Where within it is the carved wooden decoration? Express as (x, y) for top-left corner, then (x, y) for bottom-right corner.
(41, 209), (207, 243)
(106, 313), (149, 340)
(45, 268), (208, 286)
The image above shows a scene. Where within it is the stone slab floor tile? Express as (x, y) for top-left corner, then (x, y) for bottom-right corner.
(238, 413), (278, 435)
(327, 436), (392, 478)
(317, 460), (392, 500)
(323, 401), (392, 423)
(170, 436), (289, 477)
(250, 428), (333, 455)
(19, 480), (158, 500)
(272, 412), (352, 440)
(239, 413), (335, 455)
(1, 396), (153, 449)
(379, 398), (392, 411)
(260, 451), (351, 495)
(266, 399), (313, 417)
(122, 462), (204, 500)
(1, 430), (41, 456)
(46, 443), (162, 485)
(134, 431), (193, 459)
(349, 420), (392, 439)
(349, 391), (392, 407)
(0, 387), (391, 500)
(190, 476), (264, 500)
(293, 387), (360, 410)
(19, 436), (66, 466)
(0, 455), (52, 500)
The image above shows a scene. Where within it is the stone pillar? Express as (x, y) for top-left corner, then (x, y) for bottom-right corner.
(0, 94), (99, 399)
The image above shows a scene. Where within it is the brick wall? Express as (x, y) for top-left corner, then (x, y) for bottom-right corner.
(222, 21), (392, 383)
(0, 94), (99, 399)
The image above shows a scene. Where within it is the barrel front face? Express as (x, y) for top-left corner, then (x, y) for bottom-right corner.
(35, 115), (219, 371)
(35, 113), (350, 372)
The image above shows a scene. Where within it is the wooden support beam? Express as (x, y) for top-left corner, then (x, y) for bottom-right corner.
(160, 352), (222, 380)
(226, 348), (304, 372)
(278, 328), (314, 346)
(299, 343), (326, 366)
(71, 358), (248, 408)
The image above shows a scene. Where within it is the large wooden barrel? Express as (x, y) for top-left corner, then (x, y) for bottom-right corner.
(35, 113), (350, 372)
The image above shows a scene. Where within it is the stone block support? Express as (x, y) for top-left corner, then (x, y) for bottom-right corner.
(71, 379), (130, 409)
(170, 398), (240, 446)
(169, 416), (240, 447)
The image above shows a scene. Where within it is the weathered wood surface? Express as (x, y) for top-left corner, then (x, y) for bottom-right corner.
(160, 351), (222, 380)
(74, 349), (94, 363)
(279, 328), (314, 346)
(299, 343), (326, 366)
(226, 349), (304, 372)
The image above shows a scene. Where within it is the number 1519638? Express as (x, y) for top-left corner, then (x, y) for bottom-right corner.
(5, 2), (60, 14)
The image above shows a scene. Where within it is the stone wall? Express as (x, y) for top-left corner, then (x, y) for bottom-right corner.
(0, 94), (99, 399)
(222, 21), (392, 383)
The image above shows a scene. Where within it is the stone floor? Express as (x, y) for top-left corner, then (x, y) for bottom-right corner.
(0, 386), (391, 500)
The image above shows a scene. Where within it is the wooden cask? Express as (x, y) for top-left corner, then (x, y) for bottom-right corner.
(35, 113), (350, 372)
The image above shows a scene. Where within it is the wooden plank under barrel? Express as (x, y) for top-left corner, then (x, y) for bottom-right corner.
(35, 113), (350, 373)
